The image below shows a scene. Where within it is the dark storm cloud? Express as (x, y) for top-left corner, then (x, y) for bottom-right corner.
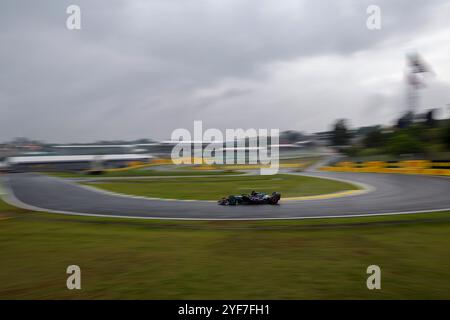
(1, 0), (449, 142)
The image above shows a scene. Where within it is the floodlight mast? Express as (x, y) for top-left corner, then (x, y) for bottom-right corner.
(405, 53), (433, 115)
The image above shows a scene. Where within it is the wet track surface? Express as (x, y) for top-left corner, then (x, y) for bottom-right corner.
(3, 172), (450, 219)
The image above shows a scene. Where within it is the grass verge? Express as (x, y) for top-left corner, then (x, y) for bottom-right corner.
(46, 168), (242, 178)
(81, 174), (358, 200)
(0, 198), (449, 299)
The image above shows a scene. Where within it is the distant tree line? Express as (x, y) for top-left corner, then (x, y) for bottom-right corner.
(330, 111), (450, 157)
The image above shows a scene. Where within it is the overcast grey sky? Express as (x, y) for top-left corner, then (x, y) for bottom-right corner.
(1, 0), (450, 142)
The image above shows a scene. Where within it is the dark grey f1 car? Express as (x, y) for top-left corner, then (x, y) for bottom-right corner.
(218, 191), (281, 206)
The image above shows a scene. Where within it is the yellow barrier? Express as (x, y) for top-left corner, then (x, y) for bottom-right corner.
(399, 160), (431, 169)
(320, 162), (450, 176)
(104, 163), (160, 172)
(365, 161), (385, 168)
(150, 158), (173, 165)
(189, 163), (306, 171)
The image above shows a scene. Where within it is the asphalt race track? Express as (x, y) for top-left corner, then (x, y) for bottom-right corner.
(2, 172), (450, 220)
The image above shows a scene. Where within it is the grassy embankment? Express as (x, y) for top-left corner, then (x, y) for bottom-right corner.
(81, 174), (358, 200)
(0, 197), (449, 299)
(46, 168), (242, 178)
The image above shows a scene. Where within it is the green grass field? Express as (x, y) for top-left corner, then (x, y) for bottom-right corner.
(0, 198), (449, 299)
(46, 168), (241, 178)
(82, 174), (358, 200)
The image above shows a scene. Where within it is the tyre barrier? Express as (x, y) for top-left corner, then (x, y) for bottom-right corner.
(320, 160), (450, 176)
